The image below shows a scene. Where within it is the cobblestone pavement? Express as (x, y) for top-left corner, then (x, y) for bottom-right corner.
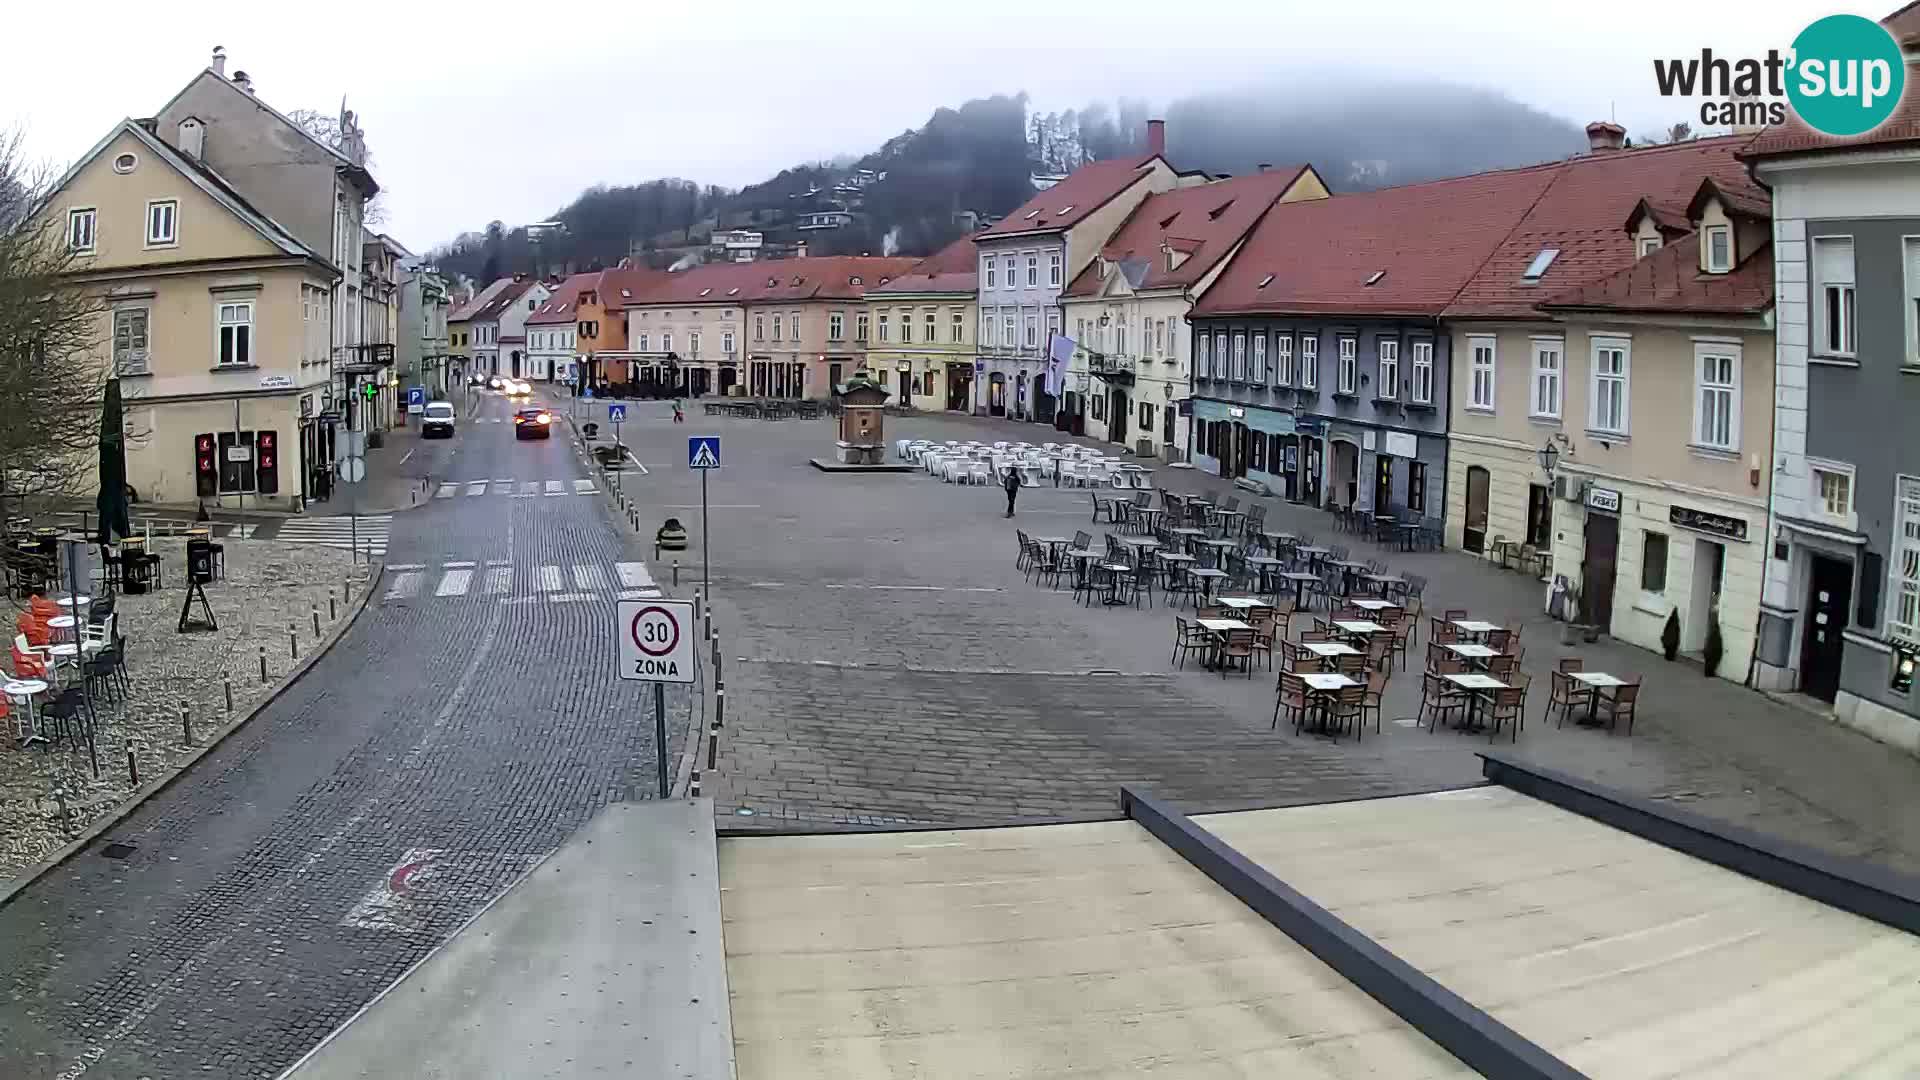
(2, 540), (356, 880)
(609, 404), (1920, 877)
(0, 389), (691, 1080)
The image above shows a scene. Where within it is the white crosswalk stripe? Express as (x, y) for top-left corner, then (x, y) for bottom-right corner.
(274, 514), (391, 557)
(538, 565), (564, 592)
(573, 479), (597, 494)
(384, 571), (422, 599)
(435, 569), (472, 596)
(435, 484), (457, 499)
(544, 481), (564, 496)
(520, 481), (540, 496)
(465, 481), (487, 497)
(572, 564), (606, 590)
(484, 567), (512, 594)
(614, 562), (655, 589)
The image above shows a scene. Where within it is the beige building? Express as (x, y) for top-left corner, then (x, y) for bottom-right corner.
(866, 236), (979, 411)
(42, 119), (339, 510)
(1451, 181), (1774, 681)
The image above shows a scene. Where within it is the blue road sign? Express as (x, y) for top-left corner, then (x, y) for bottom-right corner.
(583, 387), (595, 400)
(607, 404), (627, 423)
(688, 436), (722, 469)
(406, 386), (425, 406)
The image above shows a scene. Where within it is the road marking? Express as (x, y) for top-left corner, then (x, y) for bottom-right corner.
(548, 592), (593, 603)
(435, 569), (472, 596)
(387, 563), (426, 571)
(384, 571), (422, 599)
(520, 481), (539, 495)
(661, 504), (761, 509)
(443, 560), (476, 569)
(486, 559), (512, 567)
(399, 449), (415, 466)
(614, 562), (655, 589)
(618, 588), (662, 599)
(494, 478), (513, 486)
(572, 564), (607, 589)
(573, 479), (597, 494)
(466, 481), (488, 497)
(543, 480), (564, 496)
(870, 584), (942, 591)
(434, 485), (457, 499)
(538, 565), (564, 592)
(484, 567), (512, 594)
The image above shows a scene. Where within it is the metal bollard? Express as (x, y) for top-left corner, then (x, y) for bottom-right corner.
(707, 723), (719, 771)
(673, 560), (681, 586)
(181, 702), (194, 745)
(693, 591), (702, 625)
(259, 645), (268, 684)
(54, 787), (73, 834)
(289, 624), (299, 661)
(715, 684), (726, 730)
(312, 604), (321, 637)
(329, 589), (337, 621)
(224, 677), (234, 714)
(126, 747), (140, 787)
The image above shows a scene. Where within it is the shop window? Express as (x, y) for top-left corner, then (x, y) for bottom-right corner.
(1642, 531), (1669, 593)
(1408, 460), (1426, 514)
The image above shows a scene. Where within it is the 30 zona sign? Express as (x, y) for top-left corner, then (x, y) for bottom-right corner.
(617, 599), (695, 683)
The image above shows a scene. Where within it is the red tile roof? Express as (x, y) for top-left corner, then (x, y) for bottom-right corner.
(977, 155), (1164, 240)
(614, 256), (919, 308)
(1061, 167), (1317, 299)
(1443, 134), (1762, 318)
(1743, 58), (1920, 158)
(527, 272), (596, 325)
(468, 277), (539, 323)
(448, 277), (515, 322)
(1192, 164), (1562, 318)
(1885, 0), (1920, 46)
(1538, 232), (1773, 316)
(872, 234), (978, 295)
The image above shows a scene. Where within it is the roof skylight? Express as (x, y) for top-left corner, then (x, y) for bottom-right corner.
(1258, 274), (1275, 288)
(1364, 270), (1386, 286)
(1521, 248), (1561, 280)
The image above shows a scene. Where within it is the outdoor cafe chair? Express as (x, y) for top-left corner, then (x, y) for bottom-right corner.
(1594, 679), (1641, 735)
(1171, 618), (1212, 671)
(1331, 685), (1368, 740)
(1215, 628), (1258, 678)
(1487, 679), (1530, 743)
(1419, 671), (1466, 733)
(1073, 530), (1094, 551)
(1547, 669), (1594, 726)
(1360, 670), (1389, 735)
(1275, 672), (1311, 731)
(1090, 492), (1114, 523)
(1015, 530), (1033, 570)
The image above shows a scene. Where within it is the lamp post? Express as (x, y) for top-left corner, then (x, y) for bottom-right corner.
(1537, 440), (1559, 483)
(898, 361), (911, 406)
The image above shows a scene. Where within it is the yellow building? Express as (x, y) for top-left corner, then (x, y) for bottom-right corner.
(865, 235), (980, 410)
(40, 118), (338, 510)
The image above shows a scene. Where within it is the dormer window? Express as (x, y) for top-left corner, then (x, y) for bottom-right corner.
(698, 288), (711, 297)
(1024, 209), (1041, 220)
(1521, 248), (1561, 281)
(1364, 270), (1386, 287)
(1058, 205), (1074, 214)
(790, 276), (803, 286)
(620, 289), (631, 298)
(1705, 225), (1732, 273)
(767, 277), (778, 288)
(1207, 200), (1233, 221)
(727, 287), (740, 296)
(1638, 236), (1662, 258)
(849, 275), (862, 285)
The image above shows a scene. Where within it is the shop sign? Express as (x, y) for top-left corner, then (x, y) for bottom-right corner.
(1382, 431), (1418, 459)
(1670, 504), (1749, 542)
(1228, 406), (1245, 419)
(1587, 486), (1622, 513)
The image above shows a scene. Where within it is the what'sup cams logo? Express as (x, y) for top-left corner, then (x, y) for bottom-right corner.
(1654, 14), (1906, 136)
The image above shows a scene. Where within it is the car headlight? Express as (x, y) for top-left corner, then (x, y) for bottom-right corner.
(537, 414), (551, 424)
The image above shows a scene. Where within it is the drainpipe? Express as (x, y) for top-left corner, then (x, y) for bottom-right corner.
(1746, 321), (1777, 690)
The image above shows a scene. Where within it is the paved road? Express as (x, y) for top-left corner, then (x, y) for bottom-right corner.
(614, 404), (1920, 874)
(0, 389), (689, 1080)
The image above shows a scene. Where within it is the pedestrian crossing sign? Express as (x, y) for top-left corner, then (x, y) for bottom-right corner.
(608, 404), (627, 423)
(688, 436), (721, 469)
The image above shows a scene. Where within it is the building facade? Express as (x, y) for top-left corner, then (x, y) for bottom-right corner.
(526, 274), (591, 383)
(397, 268), (451, 397)
(866, 236), (979, 410)
(45, 119), (338, 511)
(973, 123), (1178, 422)
(1060, 165), (1327, 458)
(1747, 55), (1920, 745)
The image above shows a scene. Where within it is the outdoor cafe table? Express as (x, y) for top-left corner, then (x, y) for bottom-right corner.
(1216, 596), (1270, 613)
(1131, 506), (1166, 533)
(1118, 535), (1162, 550)
(1197, 617), (1253, 670)
(1063, 549), (1101, 589)
(4, 678), (48, 744)
(1443, 673), (1509, 730)
(55, 595), (92, 609)
(1330, 559), (1372, 595)
(1259, 530), (1297, 555)
(1569, 671), (1629, 724)
(1445, 643), (1499, 670)
(1186, 566), (1228, 604)
(1351, 598), (1399, 612)
(1279, 570), (1320, 609)
(1246, 555), (1286, 593)
(1168, 526), (1207, 552)
(1155, 551), (1195, 587)
(1363, 573), (1407, 597)
(1332, 619), (1387, 640)
(1295, 545), (1332, 570)
(1195, 538), (1239, 567)
(1299, 672), (1361, 734)
(1301, 640), (1360, 669)
(1452, 619), (1503, 641)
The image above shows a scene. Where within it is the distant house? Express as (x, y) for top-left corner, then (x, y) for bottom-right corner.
(867, 236), (980, 411)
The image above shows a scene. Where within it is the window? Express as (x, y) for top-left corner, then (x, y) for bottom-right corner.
(1377, 339), (1399, 399)
(1197, 333), (1212, 379)
(145, 199), (178, 246)
(689, 331), (700, 356)
(1813, 236), (1856, 357)
(1408, 461), (1427, 514)
(636, 333), (649, 352)
(1049, 252), (1062, 286)
(1530, 339), (1562, 418)
(1002, 257), (1015, 287)
(722, 330), (735, 354)
(773, 315), (784, 341)
(856, 313), (869, 342)
(1251, 334), (1267, 382)
(67, 208), (96, 253)
(1641, 532), (1670, 593)
(1522, 248), (1560, 280)
(1811, 463), (1854, 525)
(1705, 226), (1732, 272)
(1026, 255), (1038, 286)
(1411, 341), (1433, 403)
(1638, 236), (1662, 257)
(1024, 313), (1038, 348)
(925, 310), (936, 342)
(217, 301), (253, 366)
(1891, 477), (1920, 645)
(1299, 336), (1318, 389)
(984, 259), (996, 289)
(877, 313), (890, 342)
(1090, 392), (1104, 421)
(829, 312), (844, 340)
(1117, 321), (1128, 357)
(1694, 344), (1740, 451)
(1468, 336), (1496, 410)
(112, 152), (137, 174)
(1336, 336), (1357, 394)
(112, 307), (149, 375)
(1214, 332), (1229, 379)
(1002, 315), (1015, 347)
(754, 314), (765, 341)
(901, 313), (913, 344)
(662, 331), (673, 353)
(951, 309), (964, 343)
(1908, 237), (1920, 367)
(980, 311), (992, 346)
(1274, 334), (1293, 385)
(1154, 319), (1165, 356)
(1590, 338), (1630, 434)
(1231, 332), (1246, 381)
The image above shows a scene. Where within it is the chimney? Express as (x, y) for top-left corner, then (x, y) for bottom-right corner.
(1257, 163), (1273, 173)
(1146, 119), (1166, 157)
(232, 70), (253, 95)
(210, 46), (226, 77)
(178, 117), (205, 161)
(1586, 121), (1627, 152)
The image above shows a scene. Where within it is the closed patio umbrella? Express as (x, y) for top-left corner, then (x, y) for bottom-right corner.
(95, 378), (130, 545)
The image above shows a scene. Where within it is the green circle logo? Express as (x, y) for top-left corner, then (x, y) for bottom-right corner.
(1787, 14), (1906, 137)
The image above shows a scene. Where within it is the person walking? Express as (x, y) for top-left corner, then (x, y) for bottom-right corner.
(1003, 464), (1023, 518)
(672, 398), (685, 424)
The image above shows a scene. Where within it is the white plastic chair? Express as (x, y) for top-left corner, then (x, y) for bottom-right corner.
(969, 461), (991, 485)
(895, 439), (912, 461)
(1130, 471), (1152, 490)
(1020, 464), (1044, 487)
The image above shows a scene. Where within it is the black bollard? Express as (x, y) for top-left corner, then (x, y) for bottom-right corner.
(259, 645), (268, 684)
(289, 624), (299, 661)
(329, 589), (337, 621)
(127, 747), (139, 787)
(312, 604), (321, 637)
(224, 677), (233, 714)
(180, 702), (194, 745)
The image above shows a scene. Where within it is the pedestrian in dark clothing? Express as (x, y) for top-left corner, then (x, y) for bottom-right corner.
(1003, 466), (1022, 518)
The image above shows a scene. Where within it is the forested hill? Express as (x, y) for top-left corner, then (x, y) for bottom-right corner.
(427, 81), (1585, 285)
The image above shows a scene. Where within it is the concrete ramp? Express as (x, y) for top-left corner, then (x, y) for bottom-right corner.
(281, 798), (734, 1080)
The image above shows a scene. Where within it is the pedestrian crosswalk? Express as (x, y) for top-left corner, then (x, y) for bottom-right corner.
(274, 514), (392, 557)
(383, 560), (664, 604)
(433, 478), (600, 499)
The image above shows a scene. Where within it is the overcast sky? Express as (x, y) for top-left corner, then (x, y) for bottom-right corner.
(5, 0), (1830, 251)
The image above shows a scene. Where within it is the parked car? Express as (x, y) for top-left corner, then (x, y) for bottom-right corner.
(487, 375), (503, 391)
(421, 401), (457, 439)
(513, 406), (553, 440)
(506, 379), (532, 397)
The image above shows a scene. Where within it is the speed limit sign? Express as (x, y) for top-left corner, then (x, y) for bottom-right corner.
(617, 599), (695, 683)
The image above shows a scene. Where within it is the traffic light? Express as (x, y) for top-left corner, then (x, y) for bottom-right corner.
(255, 430), (279, 495)
(194, 433), (217, 497)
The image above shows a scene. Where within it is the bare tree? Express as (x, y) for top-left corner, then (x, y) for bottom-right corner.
(0, 129), (107, 535)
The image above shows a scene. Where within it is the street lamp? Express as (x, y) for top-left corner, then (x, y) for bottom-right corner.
(897, 360), (911, 401)
(1537, 440), (1559, 478)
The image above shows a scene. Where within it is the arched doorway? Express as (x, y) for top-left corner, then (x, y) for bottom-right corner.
(1464, 465), (1490, 553)
(511, 350), (522, 378)
(1329, 439), (1361, 510)
(1108, 387), (1130, 445)
(988, 373), (1007, 416)
(946, 364), (973, 412)
(717, 366), (738, 397)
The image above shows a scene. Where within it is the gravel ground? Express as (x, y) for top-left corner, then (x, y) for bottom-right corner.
(1, 540), (362, 881)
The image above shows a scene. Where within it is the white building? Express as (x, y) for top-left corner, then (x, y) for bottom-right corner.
(527, 273), (593, 382)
